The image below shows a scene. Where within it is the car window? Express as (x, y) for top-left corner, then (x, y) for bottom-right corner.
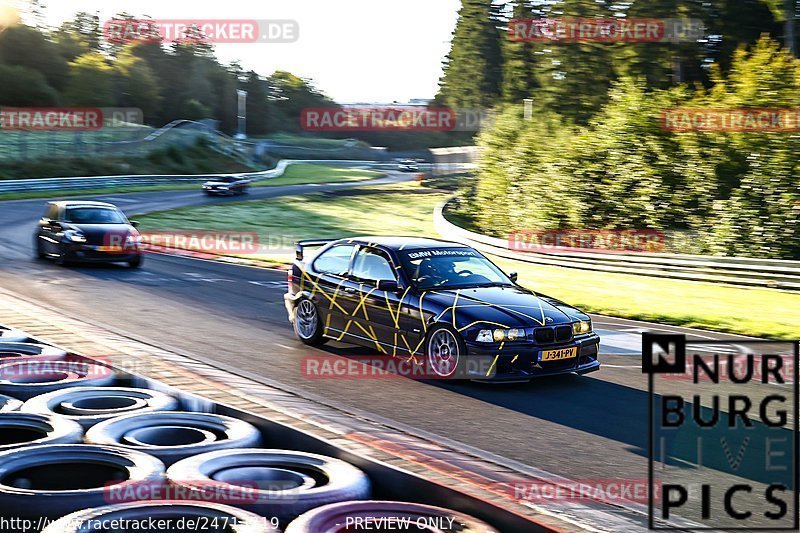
(399, 248), (512, 290)
(64, 207), (126, 224)
(313, 244), (355, 276)
(351, 248), (396, 283)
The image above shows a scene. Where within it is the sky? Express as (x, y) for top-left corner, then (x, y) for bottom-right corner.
(19, 0), (461, 103)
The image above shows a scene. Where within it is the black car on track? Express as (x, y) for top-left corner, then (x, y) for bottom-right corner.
(34, 201), (143, 268)
(284, 237), (600, 381)
(202, 175), (251, 195)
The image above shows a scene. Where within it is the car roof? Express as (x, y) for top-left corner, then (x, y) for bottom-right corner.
(336, 236), (471, 251)
(48, 201), (118, 208)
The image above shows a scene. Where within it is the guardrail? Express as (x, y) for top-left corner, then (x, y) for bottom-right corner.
(434, 200), (800, 291)
(0, 159), (394, 194)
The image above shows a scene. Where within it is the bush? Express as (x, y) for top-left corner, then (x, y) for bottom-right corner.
(463, 36), (800, 259)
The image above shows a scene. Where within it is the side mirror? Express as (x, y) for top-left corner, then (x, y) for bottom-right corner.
(377, 279), (399, 292)
(509, 272), (518, 283)
(129, 220), (140, 228)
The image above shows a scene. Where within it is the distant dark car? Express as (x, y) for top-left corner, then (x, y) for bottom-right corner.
(34, 201), (143, 268)
(202, 175), (251, 195)
(284, 237), (600, 381)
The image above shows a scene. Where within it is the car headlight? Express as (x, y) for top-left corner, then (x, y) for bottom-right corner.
(572, 320), (592, 335)
(64, 231), (86, 243)
(476, 328), (525, 342)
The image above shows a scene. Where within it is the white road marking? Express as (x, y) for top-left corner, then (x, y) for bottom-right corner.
(275, 343), (296, 351)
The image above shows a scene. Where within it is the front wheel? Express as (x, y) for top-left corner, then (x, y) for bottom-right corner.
(293, 298), (326, 345)
(128, 255), (143, 268)
(424, 325), (466, 380)
(34, 238), (46, 260)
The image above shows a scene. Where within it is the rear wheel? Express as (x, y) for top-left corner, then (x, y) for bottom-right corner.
(294, 298), (326, 345)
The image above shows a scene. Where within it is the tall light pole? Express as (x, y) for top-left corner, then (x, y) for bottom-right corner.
(236, 89), (247, 138)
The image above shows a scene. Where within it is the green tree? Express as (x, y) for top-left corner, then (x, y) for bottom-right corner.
(0, 64), (59, 105)
(243, 71), (271, 135)
(501, 1), (538, 103)
(0, 25), (69, 91)
(63, 52), (114, 106)
(269, 70), (336, 131)
(51, 11), (103, 62)
(436, 0), (503, 109)
(114, 43), (162, 120)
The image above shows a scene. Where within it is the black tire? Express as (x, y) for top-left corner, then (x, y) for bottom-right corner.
(85, 411), (262, 466)
(168, 448), (371, 525)
(53, 247), (70, 267)
(0, 328), (31, 343)
(293, 298), (327, 346)
(0, 358), (115, 400)
(0, 412), (83, 452)
(0, 342), (67, 362)
(0, 444), (166, 519)
(285, 501), (498, 533)
(0, 394), (22, 413)
(423, 324), (467, 380)
(42, 502), (278, 533)
(21, 386), (179, 429)
(128, 255), (143, 268)
(34, 238), (45, 260)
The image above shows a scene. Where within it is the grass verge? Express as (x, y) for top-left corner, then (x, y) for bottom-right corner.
(135, 182), (799, 339)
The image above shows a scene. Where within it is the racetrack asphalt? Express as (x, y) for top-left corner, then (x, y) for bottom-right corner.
(0, 172), (768, 510)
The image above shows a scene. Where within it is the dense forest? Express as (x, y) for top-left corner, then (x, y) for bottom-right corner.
(438, 0), (799, 259)
(0, 12), (334, 135)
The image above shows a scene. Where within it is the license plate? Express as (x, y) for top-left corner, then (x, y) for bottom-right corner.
(541, 347), (577, 361)
(96, 245), (124, 252)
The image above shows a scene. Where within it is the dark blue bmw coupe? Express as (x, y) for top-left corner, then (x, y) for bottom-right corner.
(284, 237), (600, 381)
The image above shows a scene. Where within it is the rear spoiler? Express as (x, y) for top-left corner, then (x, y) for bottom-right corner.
(295, 239), (335, 261)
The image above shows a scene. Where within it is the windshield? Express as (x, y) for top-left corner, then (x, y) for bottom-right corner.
(64, 207), (127, 224)
(399, 248), (512, 290)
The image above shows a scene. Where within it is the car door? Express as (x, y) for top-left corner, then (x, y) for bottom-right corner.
(308, 244), (357, 335)
(348, 247), (403, 352)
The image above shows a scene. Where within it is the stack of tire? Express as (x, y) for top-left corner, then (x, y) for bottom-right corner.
(0, 325), (497, 532)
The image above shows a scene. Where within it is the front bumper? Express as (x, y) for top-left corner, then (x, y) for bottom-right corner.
(464, 333), (601, 381)
(62, 243), (141, 263)
(203, 188), (233, 195)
